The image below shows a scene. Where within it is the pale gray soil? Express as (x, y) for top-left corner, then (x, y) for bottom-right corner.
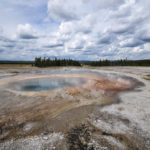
(0, 66), (150, 150)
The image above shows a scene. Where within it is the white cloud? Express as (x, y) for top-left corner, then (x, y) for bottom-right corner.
(0, 0), (150, 60)
(94, 0), (124, 9)
(17, 24), (38, 39)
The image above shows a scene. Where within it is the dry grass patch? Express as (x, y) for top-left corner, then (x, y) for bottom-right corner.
(144, 74), (150, 80)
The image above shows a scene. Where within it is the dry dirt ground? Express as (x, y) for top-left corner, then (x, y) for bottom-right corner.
(0, 65), (150, 150)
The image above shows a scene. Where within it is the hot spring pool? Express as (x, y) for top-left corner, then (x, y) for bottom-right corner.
(10, 77), (88, 91)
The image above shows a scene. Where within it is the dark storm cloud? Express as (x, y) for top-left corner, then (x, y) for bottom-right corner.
(111, 25), (134, 34)
(97, 35), (112, 45)
(0, 36), (16, 43)
(0, 48), (5, 53)
(122, 40), (143, 48)
(2, 44), (15, 48)
(140, 35), (150, 43)
(19, 34), (38, 39)
(100, 53), (116, 57)
(43, 43), (64, 48)
(82, 49), (100, 55)
(141, 37), (150, 43)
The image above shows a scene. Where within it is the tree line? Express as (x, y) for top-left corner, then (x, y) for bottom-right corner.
(34, 57), (81, 67)
(82, 59), (150, 66)
(0, 58), (149, 67)
(0, 60), (33, 64)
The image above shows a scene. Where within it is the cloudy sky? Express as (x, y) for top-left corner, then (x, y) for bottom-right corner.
(0, 0), (150, 60)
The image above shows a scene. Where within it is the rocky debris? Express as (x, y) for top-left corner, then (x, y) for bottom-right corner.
(67, 124), (95, 150)
(88, 112), (150, 150)
(0, 127), (2, 134)
(0, 132), (66, 150)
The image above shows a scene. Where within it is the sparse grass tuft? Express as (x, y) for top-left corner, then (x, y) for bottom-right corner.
(144, 74), (150, 80)
(10, 71), (19, 74)
(144, 77), (150, 80)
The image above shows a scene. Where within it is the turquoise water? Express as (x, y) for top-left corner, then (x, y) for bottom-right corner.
(11, 77), (87, 91)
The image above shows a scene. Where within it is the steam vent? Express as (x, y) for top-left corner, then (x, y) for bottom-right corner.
(0, 68), (150, 150)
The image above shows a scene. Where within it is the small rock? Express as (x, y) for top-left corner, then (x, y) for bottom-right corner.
(43, 136), (48, 140)
(0, 127), (2, 134)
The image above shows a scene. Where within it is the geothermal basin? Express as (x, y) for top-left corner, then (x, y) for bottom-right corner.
(9, 77), (88, 92)
(0, 67), (150, 150)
